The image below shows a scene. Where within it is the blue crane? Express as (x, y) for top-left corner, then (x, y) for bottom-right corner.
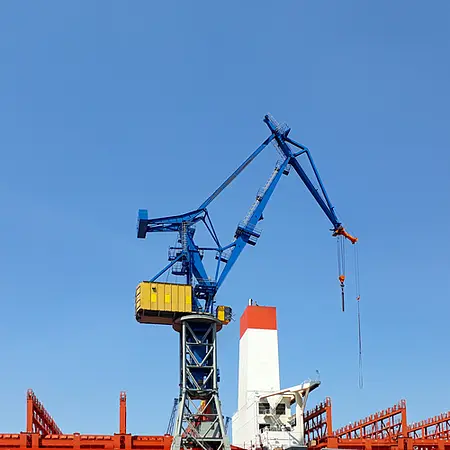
(137, 114), (357, 316)
(136, 114), (358, 450)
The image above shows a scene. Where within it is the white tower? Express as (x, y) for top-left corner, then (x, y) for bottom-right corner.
(237, 301), (280, 409)
(232, 302), (320, 450)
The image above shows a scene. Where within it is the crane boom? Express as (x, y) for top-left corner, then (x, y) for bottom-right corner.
(198, 135), (275, 211)
(215, 157), (290, 294)
(263, 115), (341, 228)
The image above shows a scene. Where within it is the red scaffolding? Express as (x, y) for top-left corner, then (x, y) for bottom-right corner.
(305, 398), (450, 450)
(0, 390), (243, 450)
(26, 390), (62, 436)
(2, 390), (450, 450)
(304, 397), (333, 444)
(408, 412), (450, 440)
(333, 400), (407, 440)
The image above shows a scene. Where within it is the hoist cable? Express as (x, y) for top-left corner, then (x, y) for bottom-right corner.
(337, 236), (342, 275)
(357, 299), (363, 388)
(354, 244), (363, 389)
(337, 236), (346, 311)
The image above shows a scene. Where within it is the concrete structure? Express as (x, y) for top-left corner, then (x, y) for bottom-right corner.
(232, 301), (319, 450)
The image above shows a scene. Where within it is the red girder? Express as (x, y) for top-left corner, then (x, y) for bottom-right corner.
(333, 400), (407, 440)
(304, 398), (450, 450)
(0, 433), (173, 450)
(408, 411), (450, 439)
(120, 392), (127, 435)
(26, 389), (62, 436)
(3, 389), (450, 450)
(304, 397), (333, 444)
(0, 389), (242, 450)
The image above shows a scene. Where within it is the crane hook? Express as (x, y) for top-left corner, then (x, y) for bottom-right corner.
(339, 274), (345, 312)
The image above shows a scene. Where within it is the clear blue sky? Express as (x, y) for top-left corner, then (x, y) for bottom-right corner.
(1, 0), (449, 437)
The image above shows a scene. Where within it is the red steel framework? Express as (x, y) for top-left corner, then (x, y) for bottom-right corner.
(332, 399), (407, 440)
(304, 397), (450, 450)
(408, 412), (450, 440)
(2, 390), (450, 450)
(0, 390), (242, 450)
(0, 390), (173, 450)
(304, 398), (333, 443)
(26, 390), (62, 436)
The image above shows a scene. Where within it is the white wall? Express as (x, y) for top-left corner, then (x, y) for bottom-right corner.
(233, 326), (281, 448)
(238, 328), (280, 410)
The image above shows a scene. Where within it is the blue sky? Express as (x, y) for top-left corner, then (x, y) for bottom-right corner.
(1, 0), (449, 437)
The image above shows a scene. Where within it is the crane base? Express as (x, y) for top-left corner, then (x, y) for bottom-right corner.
(171, 315), (229, 450)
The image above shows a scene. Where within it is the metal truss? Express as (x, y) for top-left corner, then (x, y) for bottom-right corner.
(172, 315), (230, 450)
(3, 390), (450, 450)
(26, 389), (62, 435)
(333, 399), (407, 440)
(408, 411), (450, 439)
(304, 397), (333, 444)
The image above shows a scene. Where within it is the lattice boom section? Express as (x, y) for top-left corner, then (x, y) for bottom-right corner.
(408, 411), (450, 439)
(333, 400), (407, 440)
(304, 397), (332, 444)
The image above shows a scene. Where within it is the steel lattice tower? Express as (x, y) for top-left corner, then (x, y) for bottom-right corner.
(171, 315), (230, 450)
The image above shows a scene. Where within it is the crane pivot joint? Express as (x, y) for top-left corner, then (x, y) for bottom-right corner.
(333, 226), (358, 244)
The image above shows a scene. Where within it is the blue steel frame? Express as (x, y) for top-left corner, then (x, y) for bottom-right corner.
(137, 114), (348, 314)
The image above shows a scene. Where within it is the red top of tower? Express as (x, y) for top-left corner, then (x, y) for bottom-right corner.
(239, 305), (277, 338)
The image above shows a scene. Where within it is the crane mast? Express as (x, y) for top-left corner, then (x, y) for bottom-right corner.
(135, 114), (357, 450)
